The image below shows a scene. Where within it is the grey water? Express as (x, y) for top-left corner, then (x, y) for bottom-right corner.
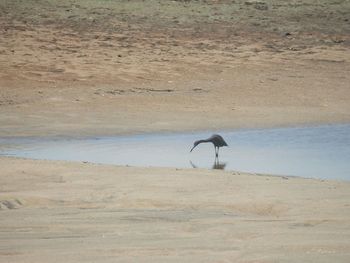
(0, 124), (349, 181)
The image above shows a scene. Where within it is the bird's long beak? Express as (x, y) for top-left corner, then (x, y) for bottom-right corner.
(190, 145), (196, 152)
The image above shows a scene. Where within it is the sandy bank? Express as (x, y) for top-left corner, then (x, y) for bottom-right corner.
(1, 57), (350, 137)
(1, 157), (350, 262)
(1, 1), (350, 137)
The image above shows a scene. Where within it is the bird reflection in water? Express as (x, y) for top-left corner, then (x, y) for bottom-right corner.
(190, 156), (227, 170)
(212, 156), (227, 170)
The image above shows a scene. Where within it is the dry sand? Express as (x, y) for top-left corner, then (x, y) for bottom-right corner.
(1, 157), (350, 263)
(1, 0), (350, 262)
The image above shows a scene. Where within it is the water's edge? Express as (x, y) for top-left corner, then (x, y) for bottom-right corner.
(1, 124), (349, 181)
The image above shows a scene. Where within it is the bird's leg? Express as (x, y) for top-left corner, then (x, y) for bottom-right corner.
(215, 146), (219, 157)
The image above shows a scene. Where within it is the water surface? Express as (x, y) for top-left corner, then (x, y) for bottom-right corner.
(1, 124), (349, 181)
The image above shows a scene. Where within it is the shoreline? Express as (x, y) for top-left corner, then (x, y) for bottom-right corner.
(1, 123), (349, 183)
(2, 155), (348, 183)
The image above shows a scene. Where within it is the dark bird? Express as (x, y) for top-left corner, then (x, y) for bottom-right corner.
(190, 134), (228, 157)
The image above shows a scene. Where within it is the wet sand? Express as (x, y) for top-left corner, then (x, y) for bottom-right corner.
(1, 0), (350, 262)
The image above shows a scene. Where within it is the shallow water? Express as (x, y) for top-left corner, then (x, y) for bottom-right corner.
(1, 124), (350, 180)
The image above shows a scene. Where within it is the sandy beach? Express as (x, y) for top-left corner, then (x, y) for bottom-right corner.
(1, 0), (350, 262)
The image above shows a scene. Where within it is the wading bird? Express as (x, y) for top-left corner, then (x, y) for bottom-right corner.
(190, 134), (228, 157)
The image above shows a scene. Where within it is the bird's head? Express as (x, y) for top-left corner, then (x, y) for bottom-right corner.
(190, 140), (201, 152)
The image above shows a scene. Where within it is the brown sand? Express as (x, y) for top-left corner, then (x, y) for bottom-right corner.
(1, 56), (350, 137)
(1, 0), (350, 262)
(1, 1), (350, 137)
